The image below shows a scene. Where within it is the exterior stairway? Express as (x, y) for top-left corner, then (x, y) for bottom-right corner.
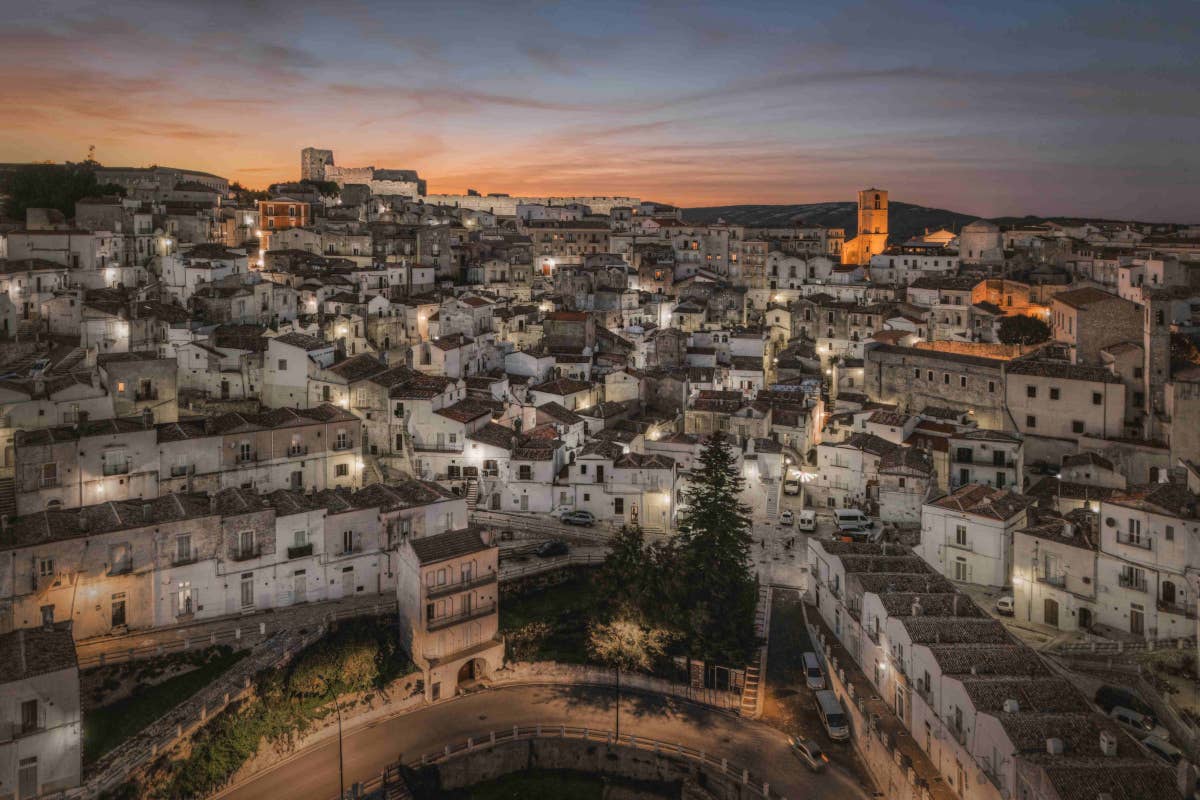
(464, 477), (479, 510)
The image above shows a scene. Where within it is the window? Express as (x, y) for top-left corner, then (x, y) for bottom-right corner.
(1071, 420), (1084, 434)
(335, 430), (350, 449)
(1026, 415), (1036, 428)
(21, 699), (38, 733)
(959, 376), (967, 388)
(238, 531), (255, 558)
(38, 557), (53, 577)
(293, 530), (308, 547)
(580, 464), (588, 475)
(518, 465), (532, 480)
(943, 373), (950, 385)
(176, 534), (192, 563)
(335, 463), (349, 477)
(614, 498), (624, 514)
(1026, 385), (1037, 399)
(117, 381), (126, 393)
(343, 530), (356, 554)
(927, 370), (933, 381)
(955, 525), (968, 547)
(583, 493), (590, 502)
(240, 574), (254, 608)
(1050, 388), (1060, 400)
(1166, 525), (1175, 542)
(914, 368), (921, 379)
(1092, 392), (1102, 405)
(988, 381), (996, 393)
(278, 359), (287, 370)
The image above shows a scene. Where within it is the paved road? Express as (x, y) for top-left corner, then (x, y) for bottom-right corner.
(215, 684), (871, 800)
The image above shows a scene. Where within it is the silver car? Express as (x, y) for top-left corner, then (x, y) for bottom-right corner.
(788, 736), (828, 772)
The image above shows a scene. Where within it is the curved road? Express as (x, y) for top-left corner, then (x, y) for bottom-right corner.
(215, 684), (870, 800)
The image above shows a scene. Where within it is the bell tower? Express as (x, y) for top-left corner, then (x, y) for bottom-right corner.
(857, 188), (889, 259)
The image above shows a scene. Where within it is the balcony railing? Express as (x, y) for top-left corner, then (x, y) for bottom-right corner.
(134, 387), (158, 401)
(40, 476), (60, 488)
(170, 465), (195, 477)
(287, 445), (309, 457)
(1156, 600), (1196, 619)
(108, 562), (133, 576)
(231, 546), (262, 562)
(172, 554), (197, 567)
(332, 441), (355, 452)
(425, 572), (497, 600)
(235, 451), (259, 464)
(1118, 573), (1148, 592)
(412, 442), (463, 453)
(946, 539), (973, 553)
(427, 600), (496, 632)
(102, 461), (131, 476)
(339, 543), (364, 556)
(1116, 533), (1152, 550)
(1037, 573), (1066, 588)
(287, 543), (314, 560)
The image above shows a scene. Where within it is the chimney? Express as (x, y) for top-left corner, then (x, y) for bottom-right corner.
(911, 598), (923, 617)
(1045, 738), (1064, 755)
(1099, 730), (1118, 756)
(1061, 521), (1073, 539)
(1003, 698), (1019, 713)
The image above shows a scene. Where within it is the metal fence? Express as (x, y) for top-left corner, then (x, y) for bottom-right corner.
(350, 724), (787, 800)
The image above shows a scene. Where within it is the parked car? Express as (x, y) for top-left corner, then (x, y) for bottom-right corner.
(536, 540), (569, 558)
(780, 510), (795, 526)
(788, 736), (828, 772)
(995, 596), (1015, 616)
(560, 510), (595, 527)
(1110, 706), (1169, 740)
(1095, 686), (1155, 718)
(834, 509), (871, 531)
(783, 479), (801, 496)
(814, 689), (850, 741)
(797, 510), (817, 532)
(1142, 735), (1183, 765)
(803, 652), (825, 690)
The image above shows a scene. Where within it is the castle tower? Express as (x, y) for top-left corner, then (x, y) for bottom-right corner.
(300, 147), (334, 182)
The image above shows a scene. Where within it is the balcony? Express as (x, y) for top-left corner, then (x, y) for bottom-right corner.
(339, 543), (364, 557)
(287, 445), (309, 457)
(287, 543), (314, 560)
(946, 539), (974, 553)
(1157, 600), (1197, 619)
(412, 442), (463, 453)
(332, 440), (355, 452)
(170, 465), (195, 478)
(1116, 533), (1152, 550)
(39, 476), (60, 489)
(172, 553), (197, 567)
(102, 462), (131, 477)
(1037, 573), (1066, 588)
(134, 387), (158, 401)
(425, 572), (498, 600)
(231, 546), (262, 562)
(1118, 573), (1148, 592)
(108, 562), (133, 577)
(427, 600), (496, 632)
(235, 451), (259, 465)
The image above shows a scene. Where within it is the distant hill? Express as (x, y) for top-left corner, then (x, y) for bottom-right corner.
(681, 201), (980, 244)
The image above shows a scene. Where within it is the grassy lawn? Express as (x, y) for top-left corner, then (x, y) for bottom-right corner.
(83, 647), (248, 765)
(500, 572), (597, 664)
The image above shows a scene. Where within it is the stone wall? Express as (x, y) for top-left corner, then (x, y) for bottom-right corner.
(422, 738), (764, 800)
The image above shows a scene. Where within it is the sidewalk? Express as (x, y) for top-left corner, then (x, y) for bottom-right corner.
(75, 593), (397, 668)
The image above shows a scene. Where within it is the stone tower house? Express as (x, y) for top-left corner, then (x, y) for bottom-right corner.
(301, 147), (334, 181)
(841, 187), (889, 265)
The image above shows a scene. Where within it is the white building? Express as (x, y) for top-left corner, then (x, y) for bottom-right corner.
(919, 484), (1035, 588)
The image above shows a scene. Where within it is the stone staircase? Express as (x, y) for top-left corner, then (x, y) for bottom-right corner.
(51, 346), (88, 374)
(363, 452), (385, 486)
(764, 479), (781, 522)
(739, 585), (772, 719)
(464, 477), (479, 510)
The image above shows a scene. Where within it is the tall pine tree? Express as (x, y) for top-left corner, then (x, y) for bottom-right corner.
(674, 434), (758, 665)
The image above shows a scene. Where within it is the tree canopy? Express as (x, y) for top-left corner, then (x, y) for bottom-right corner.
(997, 314), (1051, 345)
(2, 163), (125, 220)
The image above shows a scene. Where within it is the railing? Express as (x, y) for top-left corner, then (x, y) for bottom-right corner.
(351, 725), (786, 800)
(39, 476), (60, 488)
(1116, 533), (1153, 550)
(1037, 573), (1066, 588)
(332, 441), (355, 452)
(172, 554), (197, 567)
(427, 600), (496, 632)
(1157, 600), (1197, 619)
(235, 451), (259, 464)
(946, 539), (973, 553)
(231, 547), (262, 562)
(425, 572), (497, 599)
(1118, 573), (1148, 592)
(287, 445), (309, 457)
(169, 465), (195, 477)
(339, 543), (364, 556)
(107, 562), (133, 577)
(134, 387), (158, 401)
(102, 461), (131, 476)
(287, 543), (314, 560)
(413, 442), (463, 453)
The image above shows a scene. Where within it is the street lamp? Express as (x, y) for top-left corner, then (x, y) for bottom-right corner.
(318, 673), (345, 799)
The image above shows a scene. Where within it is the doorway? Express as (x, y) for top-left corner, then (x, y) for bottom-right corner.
(293, 571), (307, 604)
(1130, 604), (1145, 636)
(111, 593), (127, 628)
(1044, 598), (1059, 628)
(1078, 607), (1093, 630)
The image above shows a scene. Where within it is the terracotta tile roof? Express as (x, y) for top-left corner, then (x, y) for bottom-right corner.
(928, 484), (1036, 521)
(410, 527), (492, 565)
(0, 623), (77, 680)
(435, 400), (495, 424)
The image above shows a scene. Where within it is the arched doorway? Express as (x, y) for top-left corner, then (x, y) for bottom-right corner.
(1044, 598), (1059, 628)
(457, 658), (489, 686)
(1079, 607), (1093, 631)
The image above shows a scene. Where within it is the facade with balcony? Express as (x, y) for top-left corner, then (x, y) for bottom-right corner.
(396, 527), (503, 702)
(0, 623), (81, 798)
(918, 484), (1035, 589)
(1012, 515), (1100, 632)
(947, 429), (1023, 491)
(565, 441), (678, 530)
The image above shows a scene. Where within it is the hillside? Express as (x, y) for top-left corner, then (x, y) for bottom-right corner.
(681, 201), (980, 243)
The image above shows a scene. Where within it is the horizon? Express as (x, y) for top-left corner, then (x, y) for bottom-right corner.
(1, 1), (1197, 220)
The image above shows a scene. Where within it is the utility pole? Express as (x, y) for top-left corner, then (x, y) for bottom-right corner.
(320, 674), (345, 799)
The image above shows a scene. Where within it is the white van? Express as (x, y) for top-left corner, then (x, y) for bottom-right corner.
(803, 652), (825, 689)
(834, 509), (871, 531)
(797, 510), (817, 532)
(814, 690), (850, 741)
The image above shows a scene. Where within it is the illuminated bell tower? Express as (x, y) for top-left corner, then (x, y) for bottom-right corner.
(857, 188), (889, 260)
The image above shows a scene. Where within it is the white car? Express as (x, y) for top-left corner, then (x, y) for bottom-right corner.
(780, 510), (795, 526)
(995, 596), (1015, 616)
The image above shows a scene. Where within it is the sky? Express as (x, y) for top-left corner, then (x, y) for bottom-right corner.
(1, 0), (1197, 220)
